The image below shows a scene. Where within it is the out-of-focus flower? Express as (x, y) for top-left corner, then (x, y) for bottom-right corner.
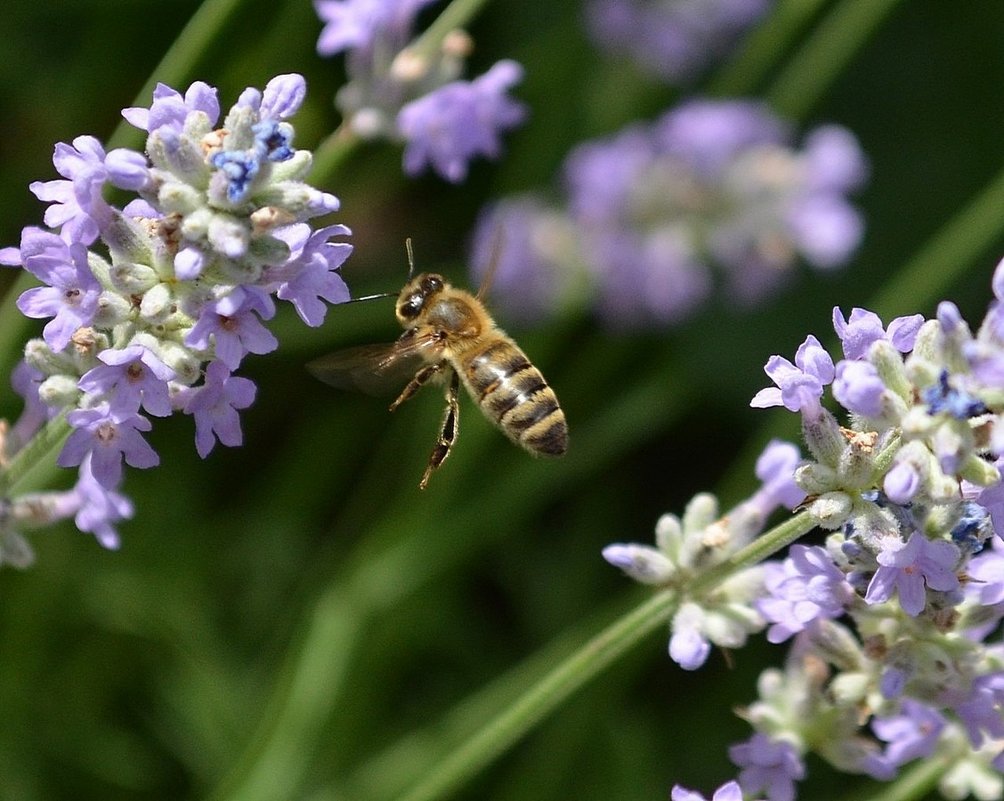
(471, 98), (868, 328)
(314, 0), (527, 182)
(586, 0), (771, 83)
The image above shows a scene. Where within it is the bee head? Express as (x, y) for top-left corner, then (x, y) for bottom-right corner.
(396, 272), (445, 323)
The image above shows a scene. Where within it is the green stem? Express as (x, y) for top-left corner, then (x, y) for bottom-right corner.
(390, 510), (819, 801)
(309, 123), (363, 186)
(846, 758), (943, 801)
(0, 413), (70, 496)
(106, 0), (251, 150)
(396, 0), (492, 68)
(708, 0), (829, 99)
(207, 588), (365, 801)
(766, 0), (903, 120)
(869, 163), (1004, 320)
(0, 271), (37, 388)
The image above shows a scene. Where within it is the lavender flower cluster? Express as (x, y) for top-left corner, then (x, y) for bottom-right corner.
(0, 75), (352, 566)
(606, 259), (1004, 799)
(470, 99), (868, 328)
(586, 0), (771, 83)
(315, 0), (527, 182)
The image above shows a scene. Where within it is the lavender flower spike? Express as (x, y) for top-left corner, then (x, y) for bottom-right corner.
(4, 74), (352, 562)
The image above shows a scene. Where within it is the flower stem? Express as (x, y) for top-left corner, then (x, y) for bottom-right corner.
(389, 510), (818, 801)
(0, 271), (37, 386)
(106, 0), (251, 150)
(708, 0), (829, 99)
(767, 0), (903, 120)
(397, 0), (492, 68)
(309, 123), (363, 186)
(0, 413), (70, 496)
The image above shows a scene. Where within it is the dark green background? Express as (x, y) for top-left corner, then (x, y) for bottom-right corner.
(1, 1), (1002, 799)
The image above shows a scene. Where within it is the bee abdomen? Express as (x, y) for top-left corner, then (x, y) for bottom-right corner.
(464, 340), (568, 457)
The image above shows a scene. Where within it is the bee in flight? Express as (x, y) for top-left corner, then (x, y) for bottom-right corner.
(309, 242), (567, 489)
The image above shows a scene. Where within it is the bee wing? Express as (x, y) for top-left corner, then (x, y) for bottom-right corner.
(307, 335), (439, 396)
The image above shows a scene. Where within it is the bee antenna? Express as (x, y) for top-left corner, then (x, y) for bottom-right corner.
(345, 290), (397, 304)
(405, 237), (416, 279)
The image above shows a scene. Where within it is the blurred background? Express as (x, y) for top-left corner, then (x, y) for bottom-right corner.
(1, 1), (1003, 799)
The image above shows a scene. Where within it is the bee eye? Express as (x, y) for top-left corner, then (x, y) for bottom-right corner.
(399, 295), (423, 318)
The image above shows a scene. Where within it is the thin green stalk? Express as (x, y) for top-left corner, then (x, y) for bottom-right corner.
(309, 123), (364, 187)
(869, 163), (1004, 321)
(0, 271), (38, 388)
(397, 0), (492, 68)
(708, 0), (828, 98)
(767, 0), (903, 120)
(845, 758), (944, 801)
(207, 588), (364, 801)
(391, 510), (819, 801)
(106, 0), (250, 150)
(0, 413), (70, 496)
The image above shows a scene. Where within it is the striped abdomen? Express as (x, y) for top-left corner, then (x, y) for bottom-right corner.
(459, 337), (567, 457)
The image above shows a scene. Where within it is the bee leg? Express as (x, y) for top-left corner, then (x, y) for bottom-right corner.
(389, 361), (446, 412)
(419, 370), (460, 490)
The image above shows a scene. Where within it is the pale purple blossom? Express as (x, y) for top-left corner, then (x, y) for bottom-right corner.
(122, 80), (220, 135)
(28, 136), (111, 245)
(71, 454), (134, 549)
(750, 335), (833, 417)
(750, 439), (806, 511)
(671, 780), (745, 801)
(314, 0), (434, 56)
(729, 734), (805, 801)
(185, 287), (278, 369)
(832, 307), (924, 361)
(952, 673), (1004, 748)
(669, 602), (712, 670)
(884, 460), (922, 504)
(757, 545), (852, 643)
(872, 700), (946, 767)
(183, 361), (257, 458)
(58, 404), (159, 489)
(967, 535), (1004, 606)
(270, 223), (353, 326)
(864, 532), (961, 616)
(15, 228), (100, 351)
(77, 345), (177, 417)
(397, 61), (527, 183)
(602, 543), (674, 584)
(586, 0), (770, 83)
(832, 359), (885, 417)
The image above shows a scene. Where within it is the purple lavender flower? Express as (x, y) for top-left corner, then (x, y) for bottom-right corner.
(832, 359), (885, 418)
(468, 195), (584, 324)
(182, 361), (257, 458)
(15, 228), (100, 351)
(557, 99), (867, 326)
(832, 307), (924, 361)
(185, 286), (278, 370)
(71, 454), (134, 549)
(729, 734), (805, 801)
(314, 0), (435, 56)
(751, 440), (806, 511)
(671, 780), (745, 801)
(270, 223), (352, 326)
(28, 136), (111, 245)
(242, 73), (307, 121)
(397, 60), (527, 183)
(967, 534), (1004, 606)
(77, 344), (177, 417)
(872, 700), (946, 767)
(757, 545), (852, 643)
(586, 0), (770, 83)
(884, 460), (922, 504)
(750, 335), (834, 417)
(122, 80), (220, 135)
(58, 404), (159, 489)
(864, 532), (961, 616)
(952, 673), (1004, 748)
(669, 602), (713, 670)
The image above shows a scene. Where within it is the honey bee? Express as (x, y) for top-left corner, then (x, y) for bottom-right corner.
(309, 243), (567, 489)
